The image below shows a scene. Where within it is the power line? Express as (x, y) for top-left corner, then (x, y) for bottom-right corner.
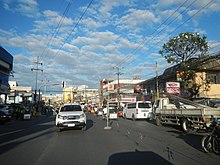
(121, 0), (214, 75)
(114, 0), (196, 68)
(39, 0), (73, 62)
(43, 0), (94, 68)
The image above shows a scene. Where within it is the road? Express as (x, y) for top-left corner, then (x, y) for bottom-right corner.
(0, 113), (220, 165)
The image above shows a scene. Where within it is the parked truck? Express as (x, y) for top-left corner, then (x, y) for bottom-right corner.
(153, 93), (220, 133)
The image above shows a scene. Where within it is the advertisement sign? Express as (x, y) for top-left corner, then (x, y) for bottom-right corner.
(108, 84), (114, 91)
(166, 82), (180, 94)
(134, 85), (141, 93)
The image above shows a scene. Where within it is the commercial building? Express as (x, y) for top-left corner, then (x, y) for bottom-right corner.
(99, 79), (144, 108)
(0, 46), (13, 104)
(139, 53), (220, 100)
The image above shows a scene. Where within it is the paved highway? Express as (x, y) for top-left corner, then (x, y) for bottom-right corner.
(0, 113), (220, 165)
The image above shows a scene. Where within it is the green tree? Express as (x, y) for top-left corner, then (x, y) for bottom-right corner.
(159, 32), (209, 98)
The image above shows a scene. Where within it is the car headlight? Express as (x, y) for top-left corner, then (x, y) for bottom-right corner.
(63, 116), (68, 120)
(80, 114), (85, 118)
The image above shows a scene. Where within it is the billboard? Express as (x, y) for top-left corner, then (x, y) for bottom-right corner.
(166, 82), (180, 94)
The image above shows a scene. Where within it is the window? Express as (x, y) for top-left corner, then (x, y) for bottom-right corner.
(60, 105), (82, 112)
(127, 103), (136, 109)
(138, 103), (152, 108)
(206, 73), (220, 84)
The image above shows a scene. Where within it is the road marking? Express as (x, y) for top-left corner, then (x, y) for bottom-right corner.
(0, 129), (24, 136)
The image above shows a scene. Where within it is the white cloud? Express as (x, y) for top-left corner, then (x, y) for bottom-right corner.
(116, 9), (160, 32)
(3, 0), (40, 17)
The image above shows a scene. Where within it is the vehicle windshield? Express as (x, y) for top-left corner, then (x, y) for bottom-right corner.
(60, 105), (82, 112)
(138, 103), (152, 108)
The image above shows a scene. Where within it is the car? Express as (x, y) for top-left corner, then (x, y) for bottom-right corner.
(97, 110), (103, 116)
(123, 101), (153, 120)
(0, 105), (12, 123)
(23, 107), (31, 120)
(109, 107), (118, 120)
(117, 111), (123, 117)
(102, 106), (118, 120)
(55, 103), (87, 132)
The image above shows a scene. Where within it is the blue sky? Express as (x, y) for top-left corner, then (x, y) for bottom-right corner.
(0, 0), (220, 93)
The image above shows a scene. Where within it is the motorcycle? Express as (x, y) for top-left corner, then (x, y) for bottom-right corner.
(201, 119), (220, 153)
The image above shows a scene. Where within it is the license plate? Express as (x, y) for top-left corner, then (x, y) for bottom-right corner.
(68, 124), (75, 127)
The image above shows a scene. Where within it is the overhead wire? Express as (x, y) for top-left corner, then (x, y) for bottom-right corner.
(114, 0), (195, 68)
(43, 0), (94, 67)
(122, 0), (215, 78)
(39, 0), (73, 62)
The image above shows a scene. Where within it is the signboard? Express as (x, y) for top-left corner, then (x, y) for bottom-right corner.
(166, 82), (180, 94)
(108, 84), (114, 91)
(134, 85), (141, 93)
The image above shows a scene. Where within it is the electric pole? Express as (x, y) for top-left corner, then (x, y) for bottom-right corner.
(113, 66), (123, 109)
(156, 62), (159, 99)
(31, 56), (43, 104)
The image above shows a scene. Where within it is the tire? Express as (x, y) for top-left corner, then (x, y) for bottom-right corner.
(123, 114), (126, 119)
(132, 114), (136, 121)
(56, 127), (62, 132)
(155, 116), (161, 126)
(181, 119), (190, 133)
(82, 125), (87, 131)
(201, 135), (213, 153)
(212, 137), (219, 154)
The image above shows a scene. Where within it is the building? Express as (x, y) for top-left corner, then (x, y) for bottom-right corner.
(139, 53), (220, 99)
(6, 81), (33, 104)
(0, 46), (13, 104)
(100, 79), (144, 108)
(62, 85), (99, 105)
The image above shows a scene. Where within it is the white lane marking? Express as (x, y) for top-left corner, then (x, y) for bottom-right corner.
(0, 129), (24, 136)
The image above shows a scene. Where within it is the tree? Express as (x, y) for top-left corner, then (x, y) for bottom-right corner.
(159, 32), (209, 98)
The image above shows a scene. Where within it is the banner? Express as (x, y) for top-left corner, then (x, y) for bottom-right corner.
(166, 82), (180, 94)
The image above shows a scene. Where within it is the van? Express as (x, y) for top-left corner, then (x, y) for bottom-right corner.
(123, 101), (153, 120)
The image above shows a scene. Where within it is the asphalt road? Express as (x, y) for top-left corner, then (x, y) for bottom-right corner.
(0, 113), (220, 165)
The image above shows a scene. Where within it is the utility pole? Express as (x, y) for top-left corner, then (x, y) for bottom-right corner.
(156, 62), (159, 99)
(31, 56), (43, 104)
(113, 66), (123, 109)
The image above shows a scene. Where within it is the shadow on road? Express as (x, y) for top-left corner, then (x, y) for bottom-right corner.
(107, 150), (172, 165)
(86, 119), (94, 130)
(167, 129), (204, 152)
(0, 114), (55, 154)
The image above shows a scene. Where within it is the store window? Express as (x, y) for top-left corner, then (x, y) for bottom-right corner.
(206, 73), (220, 84)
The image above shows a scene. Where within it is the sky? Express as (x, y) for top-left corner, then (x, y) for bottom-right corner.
(1, 0), (220, 94)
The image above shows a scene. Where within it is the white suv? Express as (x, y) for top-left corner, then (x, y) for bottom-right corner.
(56, 103), (87, 132)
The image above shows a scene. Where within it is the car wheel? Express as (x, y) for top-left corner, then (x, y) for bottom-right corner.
(56, 127), (62, 132)
(201, 135), (213, 153)
(132, 114), (136, 121)
(82, 125), (87, 131)
(181, 119), (190, 133)
(155, 116), (161, 126)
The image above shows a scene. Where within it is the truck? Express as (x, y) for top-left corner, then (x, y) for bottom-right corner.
(153, 93), (220, 133)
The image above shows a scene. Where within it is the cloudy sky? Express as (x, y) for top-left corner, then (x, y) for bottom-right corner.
(1, 0), (220, 93)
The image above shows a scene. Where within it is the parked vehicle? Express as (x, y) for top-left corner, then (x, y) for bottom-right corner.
(202, 119), (220, 153)
(153, 93), (220, 133)
(56, 103), (87, 132)
(117, 111), (123, 117)
(123, 101), (153, 120)
(23, 108), (31, 120)
(109, 107), (118, 120)
(0, 105), (12, 123)
(102, 106), (118, 120)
